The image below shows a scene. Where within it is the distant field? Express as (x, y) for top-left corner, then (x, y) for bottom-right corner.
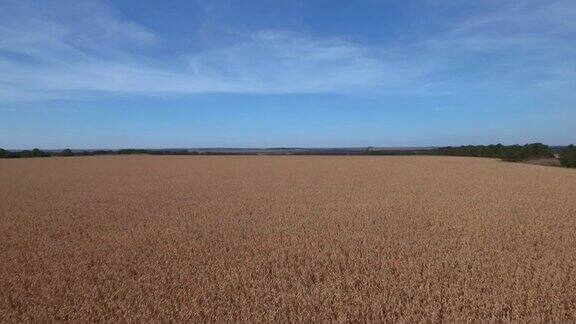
(1, 156), (576, 321)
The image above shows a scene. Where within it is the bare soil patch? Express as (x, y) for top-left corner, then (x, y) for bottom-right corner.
(523, 157), (561, 167)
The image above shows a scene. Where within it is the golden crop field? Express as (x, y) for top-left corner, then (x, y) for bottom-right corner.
(1, 156), (576, 322)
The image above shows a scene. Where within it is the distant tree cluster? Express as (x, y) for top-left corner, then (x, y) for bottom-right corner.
(559, 145), (576, 168)
(427, 143), (553, 162)
(61, 149), (74, 156)
(0, 148), (51, 158)
(0, 148), (201, 158)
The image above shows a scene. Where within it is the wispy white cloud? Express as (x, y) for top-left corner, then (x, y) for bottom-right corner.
(0, 4), (419, 99)
(0, 0), (574, 102)
(404, 0), (576, 97)
(186, 31), (432, 93)
(0, 1), (403, 99)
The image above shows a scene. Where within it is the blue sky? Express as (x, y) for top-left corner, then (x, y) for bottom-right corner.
(0, 0), (574, 149)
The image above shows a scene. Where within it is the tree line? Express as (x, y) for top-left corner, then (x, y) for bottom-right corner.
(423, 143), (576, 167)
(425, 143), (551, 162)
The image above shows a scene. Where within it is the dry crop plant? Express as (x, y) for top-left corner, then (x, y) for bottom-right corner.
(1, 155), (576, 321)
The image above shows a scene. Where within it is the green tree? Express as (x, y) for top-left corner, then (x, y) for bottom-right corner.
(61, 149), (74, 157)
(501, 145), (525, 162)
(31, 148), (50, 157)
(524, 143), (553, 158)
(559, 145), (576, 168)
